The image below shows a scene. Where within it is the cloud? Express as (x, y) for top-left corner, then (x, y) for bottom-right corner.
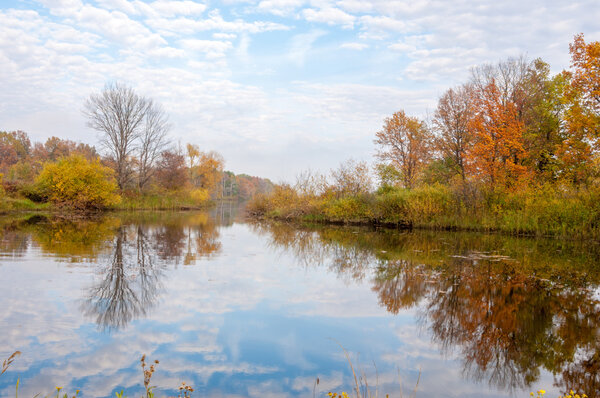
(93, 0), (207, 17)
(257, 0), (305, 16)
(302, 7), (356, 28)
(145, 9), (290, 36)
(336, 0), (373, 14)
(179, 38), (234, 58)
(340, 42), (368, 50)
(148, 0), (207, 17)
(2, 0), (600, 181)
(287, 29), (327, 66)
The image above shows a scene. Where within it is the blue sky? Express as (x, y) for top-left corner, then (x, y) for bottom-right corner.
(0, 0), (599, 181)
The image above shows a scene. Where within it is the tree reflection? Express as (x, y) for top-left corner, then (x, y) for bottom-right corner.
(80, 213), (223, 331)
(255, 221), (600, 396)
(0, 216), (31, 258)
(82, 225), (164, 331)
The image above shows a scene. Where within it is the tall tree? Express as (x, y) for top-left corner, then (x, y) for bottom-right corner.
(569, 33), (600, 124)
(155, 149), (189, 191)
(137, 101), (170, 190)
(84, 82), (151, 189)
(557, 33), (600, 184)
(467, 80), (528, 188)
(0, 130), (31, 173)
(519, 59), (566, 180)
(470, 56), (529, 110)
(433, 85), (474, 180)
(375, 110), (432, 189)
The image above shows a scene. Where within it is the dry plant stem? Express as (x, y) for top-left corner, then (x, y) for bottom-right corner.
(141, 354), (160, 398)
(332, 340), (361, 398)
(410, 369), (420, 398)
(372, 360), (379, 398)
(397, 368), (403, 398)
(1, 351), (21, 375)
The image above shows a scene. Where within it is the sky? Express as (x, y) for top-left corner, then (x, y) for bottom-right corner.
(0, 0), (599, 182)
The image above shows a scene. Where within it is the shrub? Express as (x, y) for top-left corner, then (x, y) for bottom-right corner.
(190, 188), (210, 204)
(18, 182), (47, 202)
(36, 155), (121, 210)
(323, 195), (373, 222)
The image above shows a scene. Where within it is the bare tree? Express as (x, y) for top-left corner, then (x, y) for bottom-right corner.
(330, 159), (372, 196)
(83, 82), (150, 189)
(470, 55), (530, 108)
(137, 101), (170, 190)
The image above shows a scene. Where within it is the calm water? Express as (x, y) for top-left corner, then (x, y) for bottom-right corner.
(1, 208), (599, 397)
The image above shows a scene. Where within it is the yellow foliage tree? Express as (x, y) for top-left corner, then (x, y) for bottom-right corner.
(186, 144), (225, 197)
(374, 110), (432, 189)
(36, 155), (121, 210)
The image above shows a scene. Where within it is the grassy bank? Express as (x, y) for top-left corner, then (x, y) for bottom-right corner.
(0, 196), (50, 213)
(0, 192), (213, 213)
(247, 183), (600, 239)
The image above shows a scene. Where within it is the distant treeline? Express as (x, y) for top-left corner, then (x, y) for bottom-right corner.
(249, 34), (600, 238)
(0, 130), (273, 211)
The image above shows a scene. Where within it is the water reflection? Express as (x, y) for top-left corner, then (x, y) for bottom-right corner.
(0, 212), (223, 331)
(2, 213), (599, 396)
(82, 225), (164, 331)
(252, 222), (600, 395)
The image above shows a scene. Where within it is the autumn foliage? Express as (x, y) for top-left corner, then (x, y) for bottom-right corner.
(468, 80), (528, 187)
(250, 34), (600, 237)
(375, 110), (431, 189)
(36, 155), (120, 210)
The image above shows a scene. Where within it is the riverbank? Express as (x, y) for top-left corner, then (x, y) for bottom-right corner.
(247, 183), (600, 239)
(0, 188), (238, 213)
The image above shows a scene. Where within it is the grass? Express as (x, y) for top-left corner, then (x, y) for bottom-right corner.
(0, 196), (50, 213)
(247, 183), (600, 239)
(0, 191), (213, 213)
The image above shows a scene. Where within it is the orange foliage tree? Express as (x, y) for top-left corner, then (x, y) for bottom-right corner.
(467, 80), (528, 188)
(558, 33), (600, 184)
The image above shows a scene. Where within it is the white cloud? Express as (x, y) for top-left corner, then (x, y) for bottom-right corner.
(335, 0), (372, 14)
(359, 15), (413, 34)
(302, 7), (356, 28)
(257, 0), (305, 16)
(148, 0), (207, 17)
(146, 9), (290, 36)
(3, 0), (600, 180)
(340, 42), (368, 50)
(287, 29), (327, 66)
(179, 38), (234, 58)
(213, 32), (238, 39)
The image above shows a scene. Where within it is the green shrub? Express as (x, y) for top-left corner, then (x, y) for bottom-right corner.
(18, 182), (47, 202)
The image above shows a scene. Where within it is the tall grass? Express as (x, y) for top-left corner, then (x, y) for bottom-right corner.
(247, 183), (600, 239)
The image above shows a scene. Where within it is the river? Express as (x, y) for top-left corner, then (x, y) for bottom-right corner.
(0, 208), (598, 397)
